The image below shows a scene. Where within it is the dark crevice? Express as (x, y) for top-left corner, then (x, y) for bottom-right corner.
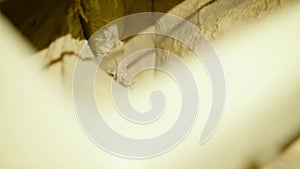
(45, 49), (95, 68)
(78, 12), (89, 40)
(280, 132), (300, 153)
(197, 0), (218, 13)
(151, 0), (155, 12)
(154, 0), (219, 46)
(245, 162), (260, 169)
(46, 51), (79, 68)
(189, 0), (219, 22)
